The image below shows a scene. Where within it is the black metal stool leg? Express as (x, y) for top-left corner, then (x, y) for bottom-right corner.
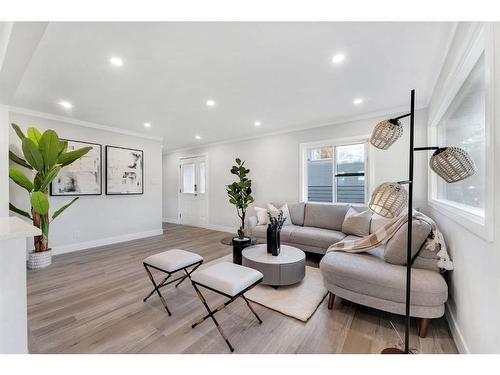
(191, 283), (234, 352)
(241, 295), (262, 324)
(175, 263), (201, 288)
(143, 264), (172, 316)
(144, 275), (169, 302)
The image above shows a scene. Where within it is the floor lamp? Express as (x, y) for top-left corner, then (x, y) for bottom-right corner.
(368, 89), (476, 354)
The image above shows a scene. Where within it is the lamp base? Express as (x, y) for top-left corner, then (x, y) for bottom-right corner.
(381, 347), (413, 354)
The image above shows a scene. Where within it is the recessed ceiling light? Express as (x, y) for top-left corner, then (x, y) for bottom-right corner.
(195, 135), (201, 140)
(353, 98), (363, 105)
(254, 121), (261, 127)
(144, 122), (151, 128)
(206, 99), (216, 107)
(332, 53), (346, 64)
(110, 57), (124, 67)
(58, 100), (73, 109)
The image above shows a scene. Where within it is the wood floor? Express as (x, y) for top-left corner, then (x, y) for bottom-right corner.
(27, 223), (458, 354)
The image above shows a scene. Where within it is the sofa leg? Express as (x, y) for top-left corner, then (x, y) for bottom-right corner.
(418, 318), (430, 338)
(327, 292), (335, 310)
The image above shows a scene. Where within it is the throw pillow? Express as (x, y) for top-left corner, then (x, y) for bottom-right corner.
(341, 206), (372, 237)
(254, 206), (268, 225)
(267, 203), (292, 226)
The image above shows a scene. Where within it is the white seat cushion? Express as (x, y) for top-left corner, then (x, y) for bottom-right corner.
(192, 262), (263, 297)
(144, 249), (203, 272)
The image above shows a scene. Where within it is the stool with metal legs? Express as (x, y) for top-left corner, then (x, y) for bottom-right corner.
(143, 249), (203, 315)
(190, 262), (264, 352)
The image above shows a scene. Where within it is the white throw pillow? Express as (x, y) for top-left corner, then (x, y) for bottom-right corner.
(254, 206), (268, 225)
(342, 206), (372, 237)
(267, 203), (292, 226)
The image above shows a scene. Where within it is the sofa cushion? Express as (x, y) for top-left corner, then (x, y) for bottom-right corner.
(290, 226), (346, 249)
(251, 224), (300, 242)
(304, 203), (350, 231)
(320, 251), (448, 306)
(370, 213), (393, 234)
(342, 206), (372, 237)
(384, 219), (432, 266)
(268, 203), (292, 225)
(272, 202), (305, 226)
(254, 206), (268, 225)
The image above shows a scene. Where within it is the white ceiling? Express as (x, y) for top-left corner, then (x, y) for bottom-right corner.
(9, 22), (454, 150)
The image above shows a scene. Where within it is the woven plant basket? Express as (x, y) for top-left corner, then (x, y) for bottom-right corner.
(28, 249), (52, 269)
(368, 182), (408, 218)
(370, 119), (403, 150)
(430, 147), (477, 183)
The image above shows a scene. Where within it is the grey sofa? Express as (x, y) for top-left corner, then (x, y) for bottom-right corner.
(247, 202), (448, 337)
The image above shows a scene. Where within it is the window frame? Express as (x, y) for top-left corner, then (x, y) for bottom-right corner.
(427, 23), (494, 241)
(299, 136), (370, 205)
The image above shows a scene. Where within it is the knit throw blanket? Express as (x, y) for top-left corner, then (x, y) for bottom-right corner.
(327, 211), (453, 271)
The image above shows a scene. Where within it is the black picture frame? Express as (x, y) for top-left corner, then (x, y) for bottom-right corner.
(50, 139), (102, 196)
(105, 145), (144, 195)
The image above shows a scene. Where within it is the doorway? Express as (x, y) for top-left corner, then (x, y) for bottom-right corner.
(178, 156), (207, 226)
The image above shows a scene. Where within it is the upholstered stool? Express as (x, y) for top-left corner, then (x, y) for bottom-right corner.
(143, 249), (203, 315)
(191, 262), (263, 352)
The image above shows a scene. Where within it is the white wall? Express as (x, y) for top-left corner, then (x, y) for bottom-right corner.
(425, 22), (500, 353)
(9, 111), (163, 255)
(0, 105), (8, 216)
(163, 108), (428, 231)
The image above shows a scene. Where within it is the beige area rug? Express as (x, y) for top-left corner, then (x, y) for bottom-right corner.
(202, 254), (328, 322)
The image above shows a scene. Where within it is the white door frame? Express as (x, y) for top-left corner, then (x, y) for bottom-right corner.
(177, 153), (209, 226)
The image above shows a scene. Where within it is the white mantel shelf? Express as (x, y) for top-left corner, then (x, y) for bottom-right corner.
(0, 217), (41, 241)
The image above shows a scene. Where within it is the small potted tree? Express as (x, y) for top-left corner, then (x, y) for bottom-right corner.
(9, 123), (91, 269)
(226, 158), (254, 264)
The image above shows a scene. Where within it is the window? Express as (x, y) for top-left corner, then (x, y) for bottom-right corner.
(199, 162), (206, 194)
(428, 23), (493, 241)
(182, 163), (195, 194)
(303, 141), (367, 204)
(435, 53), (486, 215)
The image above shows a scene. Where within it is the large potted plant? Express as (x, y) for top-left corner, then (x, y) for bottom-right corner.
(226, 158), (254, 239)
(8, 123), (91, 269)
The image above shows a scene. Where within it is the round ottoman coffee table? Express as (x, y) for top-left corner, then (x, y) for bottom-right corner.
(242, 244), (306, 287)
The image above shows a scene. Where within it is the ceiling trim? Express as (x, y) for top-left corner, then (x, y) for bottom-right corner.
(8, 106), (164, 142)
(164, 103), (428, 155)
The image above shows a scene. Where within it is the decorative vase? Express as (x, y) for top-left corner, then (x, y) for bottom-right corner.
(28, 249), (52, 269)
(266, 225), (281, 256)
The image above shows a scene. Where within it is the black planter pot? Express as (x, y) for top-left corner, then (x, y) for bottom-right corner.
(266, 225), (281, 256)
(232, 237), (251, 265)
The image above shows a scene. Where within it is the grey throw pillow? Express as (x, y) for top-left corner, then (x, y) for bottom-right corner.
(384, 220), (432, 265)
(341, 206), (372, 237)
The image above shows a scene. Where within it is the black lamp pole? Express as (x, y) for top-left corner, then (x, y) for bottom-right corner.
(381, 90), (439, 354)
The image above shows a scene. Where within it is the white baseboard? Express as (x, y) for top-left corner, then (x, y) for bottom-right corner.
(163, 217), (180, 224)
(445, 302), (470, 354)
(51, 229), (164, 256)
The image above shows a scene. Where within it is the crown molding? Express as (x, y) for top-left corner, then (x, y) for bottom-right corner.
(164, 103), (427, 155)
(8, 106), (164, 142)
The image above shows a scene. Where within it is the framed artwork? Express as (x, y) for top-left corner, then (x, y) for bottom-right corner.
(105, 146), (144, 195)
(50, 140), (102, 196)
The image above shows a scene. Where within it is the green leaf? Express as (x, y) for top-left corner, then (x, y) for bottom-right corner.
(11, 123), (26, 140)
(27, 127), (42, 146)
(38, 130), (60, 168)
(235, 158), (241, 165)
(58, 141), (68, 156)
(31, 191), (49, 215)
(39, 165), (61, 192)
(52, 197), (79, 220)
(22, 138), (44, 171)
(40, 215), (49, 237)
(58, 146), (92, 166)
(33, 173), (43, 191)
(9, 150), (33, 170)
(9, 203), (32, 219)
(9, 167), (33, 192)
